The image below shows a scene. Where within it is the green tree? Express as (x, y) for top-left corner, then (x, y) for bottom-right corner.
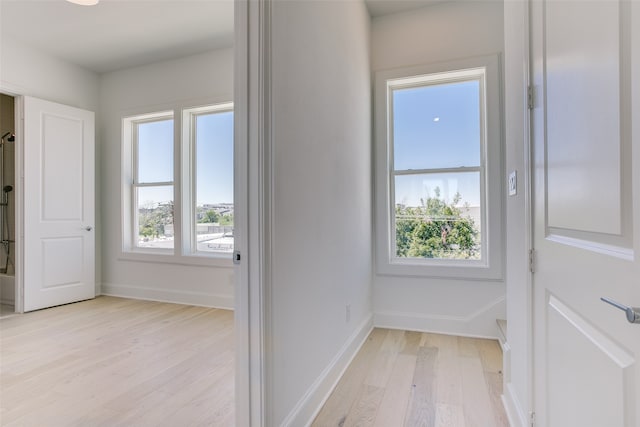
(199, 210), (220, 224)
(138, 201), (173, 241)
(395, 189), (479, 260)
(219, 214), (234, 226)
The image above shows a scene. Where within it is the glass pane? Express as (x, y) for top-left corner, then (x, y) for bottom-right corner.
(393, 80), (480, 170)
(194, 111), (234, 254)
(136, 186), (174, 249)
(394, 172), (481, 260)
(137, 119), (174, 183)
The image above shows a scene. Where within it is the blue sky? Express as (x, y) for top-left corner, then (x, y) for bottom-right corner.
(195, 111), (234, 205)
(137, 111), (234, 208)
(392, 80), (481, 207)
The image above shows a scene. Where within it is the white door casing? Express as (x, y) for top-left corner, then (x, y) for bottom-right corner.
(531, 0), (640, 426)
(22, 96), (95, 312)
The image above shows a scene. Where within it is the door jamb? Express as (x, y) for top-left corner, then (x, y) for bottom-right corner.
(0, 88), (24, 314)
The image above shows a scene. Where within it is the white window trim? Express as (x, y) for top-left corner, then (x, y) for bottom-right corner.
(120, 100), (234, 268)
(374, 54), (504, 280)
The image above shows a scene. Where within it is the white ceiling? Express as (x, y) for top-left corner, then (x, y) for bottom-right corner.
(0, 0), (438, 75)
(0, 0), (235, 74)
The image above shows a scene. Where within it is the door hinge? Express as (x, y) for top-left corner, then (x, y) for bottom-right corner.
(529, 249), (536, 273)
(527, 85), (535, 110)
(530, 411), (536, 427)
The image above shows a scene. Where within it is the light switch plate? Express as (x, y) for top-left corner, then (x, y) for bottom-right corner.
(508, 171), (517, 196)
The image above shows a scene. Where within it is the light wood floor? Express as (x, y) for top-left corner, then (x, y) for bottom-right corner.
(313, 328), (508, 427)
(0, 296), (234, 427)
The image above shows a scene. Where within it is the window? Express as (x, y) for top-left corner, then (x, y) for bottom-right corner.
(123, 102), (234, 264)
(128, 112), (175, 251)
(183, 104), (234, 255)
(375, 56), (503, 279)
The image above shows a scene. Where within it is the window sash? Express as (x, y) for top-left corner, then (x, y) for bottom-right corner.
(388, 74), (486, 264)
(132, 183), (175, 250)
(130, 113), (175, 251)
(183, 103), (234, 257)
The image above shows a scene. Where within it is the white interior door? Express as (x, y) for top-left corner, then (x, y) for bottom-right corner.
(531, 0), (640, 425)
(22, 96), (95, 312)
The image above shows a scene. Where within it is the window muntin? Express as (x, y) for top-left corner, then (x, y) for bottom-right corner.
(132, 116), (175, 250)
(389, 71), (485, 263)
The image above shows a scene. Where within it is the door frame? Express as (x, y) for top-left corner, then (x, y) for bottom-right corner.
(234, 0), (270, 425)
(0, 88), (24, 314)
(502, 0), (536, 424)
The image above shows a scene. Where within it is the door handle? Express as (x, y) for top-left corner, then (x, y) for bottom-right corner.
(600, 297), (640, 324)
(84, 226), (93, 231)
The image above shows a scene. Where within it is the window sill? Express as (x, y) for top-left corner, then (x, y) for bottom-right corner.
(376, 256), (503, 281)
(118, 250), (234, 269)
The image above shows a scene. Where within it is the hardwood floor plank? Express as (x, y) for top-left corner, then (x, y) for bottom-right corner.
(422, 333), (463, 406)
(0, 296), (234, 426)
(484, 372), (509, 427)
(364, 329), (405, 388)
(343, 384), (385, 427)
(404, 346), (438, 427)
(312, 328), (386, 427)
(372, 353), (416, 427)
(399, 331), (422, 356)
(459, 356), (496, 427)
(317, 329), (506, 427)
(476, 339), (503, 374)
(435, 403), (466, 427)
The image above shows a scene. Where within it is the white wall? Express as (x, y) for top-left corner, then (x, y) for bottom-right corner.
(99, 48), (236, 309)
(371, 1), (506, 338)
(268, 1), (372, 424)
(503, 0), (531, 425)
(0, 35), (99, 111)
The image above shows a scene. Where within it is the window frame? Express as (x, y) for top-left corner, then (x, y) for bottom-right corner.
(123, 110), (175, 255)
(181, 102), (234, 258)
(121, 100), (234, 268)
(374, 55), (504, 280)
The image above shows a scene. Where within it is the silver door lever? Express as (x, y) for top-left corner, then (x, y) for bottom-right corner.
(601, 297), (640, 324)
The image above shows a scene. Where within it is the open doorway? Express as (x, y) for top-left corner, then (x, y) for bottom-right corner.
(0, 93), (16, 318)
(0, 1), (244, 425)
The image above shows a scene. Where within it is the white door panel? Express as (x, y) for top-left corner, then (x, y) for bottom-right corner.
(531, 0), (639, 425)
(22, 96), (95, 312)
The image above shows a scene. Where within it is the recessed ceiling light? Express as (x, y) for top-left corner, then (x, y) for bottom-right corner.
(66, 0), (99, 5)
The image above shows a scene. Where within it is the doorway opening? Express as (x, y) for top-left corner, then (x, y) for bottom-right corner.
(0, 93), (16, 319)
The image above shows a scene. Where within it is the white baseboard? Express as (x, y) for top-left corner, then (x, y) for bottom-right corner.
(502, 382), (527, 427)
(280, 314), (374, 427)
(374, 296), (505, 339)
(100, 282), (234, 310)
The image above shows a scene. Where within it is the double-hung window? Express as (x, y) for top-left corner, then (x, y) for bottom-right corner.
(128, 112), (175, 251)
(123, 102), (234, 264)
(375, 56), (503, 279)
(183, 103), (234, 255)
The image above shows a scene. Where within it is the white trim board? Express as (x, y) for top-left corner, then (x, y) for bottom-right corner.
(502, 382), (528, 427)
(374, 296), (505, 339)
(100, 282), (234, 310)
(280, 314), (374, 427)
